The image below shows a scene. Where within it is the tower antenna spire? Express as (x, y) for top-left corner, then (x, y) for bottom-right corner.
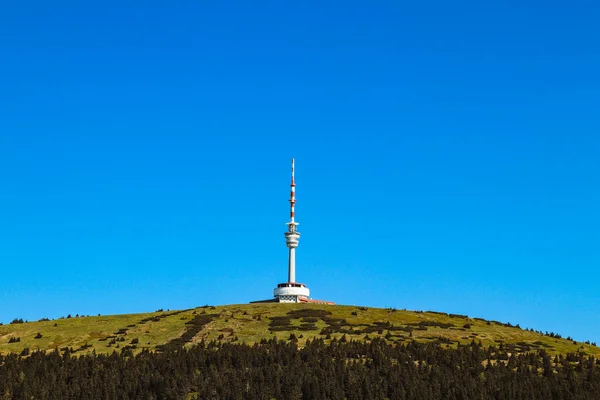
(290, 158), (296, 223)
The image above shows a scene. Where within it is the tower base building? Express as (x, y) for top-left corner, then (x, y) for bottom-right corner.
(273, 282), (310, 303)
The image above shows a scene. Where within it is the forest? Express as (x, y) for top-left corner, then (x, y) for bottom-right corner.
(0, 336), (599, 399)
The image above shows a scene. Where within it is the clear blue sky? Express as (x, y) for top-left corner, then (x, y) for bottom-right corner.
(1, 1), (598, 343)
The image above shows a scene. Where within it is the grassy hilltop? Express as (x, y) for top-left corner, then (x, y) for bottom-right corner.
(1, 303), (597, 357)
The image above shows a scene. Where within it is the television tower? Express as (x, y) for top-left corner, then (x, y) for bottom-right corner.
(286, 158), (299, 282)
(273, 158), (310, 302)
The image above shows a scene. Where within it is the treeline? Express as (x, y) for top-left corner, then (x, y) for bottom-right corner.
(0, 338), (599, 399)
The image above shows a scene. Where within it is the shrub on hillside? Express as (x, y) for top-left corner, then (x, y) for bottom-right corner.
(287, 309), (332, 319)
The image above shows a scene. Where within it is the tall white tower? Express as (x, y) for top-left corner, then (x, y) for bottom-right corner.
(274, 158), (310, 303)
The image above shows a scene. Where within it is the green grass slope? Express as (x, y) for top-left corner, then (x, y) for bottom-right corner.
(1, 303), (597, 358)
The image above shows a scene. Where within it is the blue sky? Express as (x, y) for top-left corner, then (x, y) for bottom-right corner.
(0, 1), (599, 343)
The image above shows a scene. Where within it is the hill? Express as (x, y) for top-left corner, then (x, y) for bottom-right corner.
(1, 303), (597, 358)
